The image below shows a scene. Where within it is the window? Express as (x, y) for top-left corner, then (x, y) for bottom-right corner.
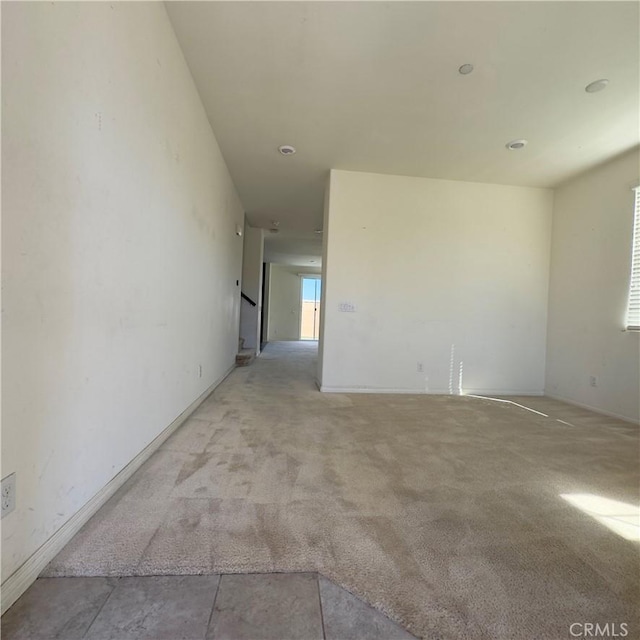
(626, 186), (640, 330)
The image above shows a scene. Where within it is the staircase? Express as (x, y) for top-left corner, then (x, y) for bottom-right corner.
(236, 337), (255, 367)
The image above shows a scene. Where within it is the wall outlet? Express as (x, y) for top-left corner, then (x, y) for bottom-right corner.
(589, 375), (598, 388)
(1, 473), (16, 518)
(417, 362), (424, 373)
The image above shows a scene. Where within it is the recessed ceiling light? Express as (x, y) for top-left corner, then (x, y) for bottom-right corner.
(506, 139), (527, 150)
(458, 63), (474, 75)
(278, 145), (296, 155)
(585, 79), (609, 93)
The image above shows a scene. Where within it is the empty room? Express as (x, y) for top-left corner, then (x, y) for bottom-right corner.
(2, 2), (639, 640)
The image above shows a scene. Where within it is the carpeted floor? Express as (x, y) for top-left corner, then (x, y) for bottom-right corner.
(44, 342), (639, 640)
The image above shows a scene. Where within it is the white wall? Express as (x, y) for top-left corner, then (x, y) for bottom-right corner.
(546, 149), (640, 423)
(262, 261), (271, 343)
(267, 265), (302, 341)
(317, 178), (332, 384)
(239, 224), (264, 351)
(1, 1), (244, 589)
(267, 265), (322, 341)
(320, 170), (553, 393)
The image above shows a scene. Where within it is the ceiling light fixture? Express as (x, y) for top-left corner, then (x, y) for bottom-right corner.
(458, 63), (474, 75)
(506, 139), (527, 150)
(585, 79), (609, 93)
(278, 145), (296, 155)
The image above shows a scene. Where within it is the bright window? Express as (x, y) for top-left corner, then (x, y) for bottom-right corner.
(626, 187), (640, 330)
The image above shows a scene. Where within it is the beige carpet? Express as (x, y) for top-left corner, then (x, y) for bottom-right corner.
(44, 342), (639, 640)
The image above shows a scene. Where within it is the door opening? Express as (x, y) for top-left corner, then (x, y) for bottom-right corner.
(300, 277), (321, 341)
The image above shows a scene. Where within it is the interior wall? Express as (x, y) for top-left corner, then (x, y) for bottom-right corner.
(239, 224), (264, 351)
(267, 265), (321, 341)
(317, 178), (332, 384)
(546, 149), (640, 423)
(1, 2), (244, 587)
(267, 265), (302, 341)
(262, 263), (271, 344)
(320, 169), (553, 393)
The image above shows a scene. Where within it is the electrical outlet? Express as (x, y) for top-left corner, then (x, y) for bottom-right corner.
(1, 473), (16, 518)
(589, 376), (598, 388)
(417, 362), (424, 373)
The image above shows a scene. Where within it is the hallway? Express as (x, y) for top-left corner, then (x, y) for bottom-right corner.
(10, 342), (640, 639)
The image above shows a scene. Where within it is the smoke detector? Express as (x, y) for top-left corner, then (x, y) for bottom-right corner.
(506, 139), (527, 150)
(585, 79), (609, 93)
(278, 145), (296, 156)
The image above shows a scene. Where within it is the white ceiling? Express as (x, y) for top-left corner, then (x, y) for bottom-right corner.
(262, 229), (323, 267)
(166, 1), (639, 263)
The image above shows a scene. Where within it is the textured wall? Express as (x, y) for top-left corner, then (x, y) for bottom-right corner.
(546, 149), (640, 422)
(2, 2), (244, 583)
(320, 169), (553, 394)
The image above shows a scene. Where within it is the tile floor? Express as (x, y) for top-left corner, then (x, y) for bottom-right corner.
(1, 572), (416, 640)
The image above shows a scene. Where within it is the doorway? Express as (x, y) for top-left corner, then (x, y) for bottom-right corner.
(300, 276), (321, 340)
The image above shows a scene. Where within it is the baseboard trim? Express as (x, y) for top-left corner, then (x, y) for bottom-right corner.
(319, 386), (544, 396)
(320, 386), (436, 394)
(545, 393), (639, 425)
(0, 364), (236, 615)
(463, 389), (545, 397)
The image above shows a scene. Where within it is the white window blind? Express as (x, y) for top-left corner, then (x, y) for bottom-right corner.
(626, 186), (640, 330)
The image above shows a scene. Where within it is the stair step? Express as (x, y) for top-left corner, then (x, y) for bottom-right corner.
(235, 349), (255, 367)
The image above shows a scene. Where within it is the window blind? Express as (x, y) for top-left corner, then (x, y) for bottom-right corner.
(626, 186), (640, 330)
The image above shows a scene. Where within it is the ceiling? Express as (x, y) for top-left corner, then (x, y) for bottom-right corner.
(166, 1), (639, 264)
(262, 229), (322, 267)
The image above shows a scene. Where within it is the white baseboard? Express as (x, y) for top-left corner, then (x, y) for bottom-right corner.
(545, 393), (639, 425)
(0, 364), (235, 615)
(319, 386), (434, 394)
(463, 389), (545, 397)
(319, 386), (544, 396)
